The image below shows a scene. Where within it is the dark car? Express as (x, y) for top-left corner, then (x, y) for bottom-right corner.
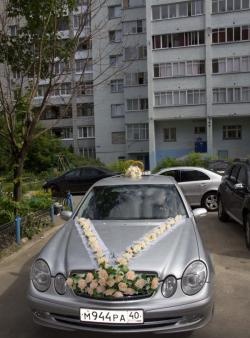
(217, 160), (250, 249)
(43, 166), (117, 196)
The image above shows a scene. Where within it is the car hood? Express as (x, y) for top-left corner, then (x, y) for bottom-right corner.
(40, 218), (199, 280)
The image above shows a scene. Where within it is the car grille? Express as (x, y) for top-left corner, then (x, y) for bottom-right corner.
(70, 271), (158, 301)
(51, 313), (182, 330)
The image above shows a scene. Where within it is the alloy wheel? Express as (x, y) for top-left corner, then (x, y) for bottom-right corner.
(204, 193), (218, 211)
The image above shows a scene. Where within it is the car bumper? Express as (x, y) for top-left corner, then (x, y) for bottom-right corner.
(27, 282), (214, 333)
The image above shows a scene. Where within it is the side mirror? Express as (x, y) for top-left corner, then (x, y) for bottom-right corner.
(60, 210), (73, 221)
(234, 183), (245, 190)
(193, 208), (207, 218)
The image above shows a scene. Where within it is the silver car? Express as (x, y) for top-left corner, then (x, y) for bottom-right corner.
(156, 167), (222, 211)
(27, 175), (214, 334)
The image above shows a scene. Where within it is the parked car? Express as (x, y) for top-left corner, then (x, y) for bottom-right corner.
(28, 174), (214, 334)
(207, 160), (230, 175)
(217, 161), (250, 249)
(43, 166), (117, 196)
(156, 167), (222, 212)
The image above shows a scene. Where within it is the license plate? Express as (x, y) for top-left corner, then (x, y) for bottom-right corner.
(80, 308), (144, 324)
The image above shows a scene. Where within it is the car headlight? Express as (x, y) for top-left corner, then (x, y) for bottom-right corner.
(182, 261), (207, 296)
(161, 275), (177, 298)
(54, 274), (66, 295)
(31, 259), (51, 292)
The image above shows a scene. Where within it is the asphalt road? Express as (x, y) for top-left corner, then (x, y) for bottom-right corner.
(0, 212), (250, 338)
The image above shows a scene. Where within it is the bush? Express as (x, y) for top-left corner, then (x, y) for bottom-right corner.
(152, 152), (209, 173)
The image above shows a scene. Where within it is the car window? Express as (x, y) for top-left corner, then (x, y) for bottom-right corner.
(81, 168), (102, 178)
(161, 170), (180, 182)
(77, 185), (187, 220)
(64, 169), (81, 178)
(237, 166), (247, 185)
(180, 170), (210, 182)
(230, 165), (240, 182)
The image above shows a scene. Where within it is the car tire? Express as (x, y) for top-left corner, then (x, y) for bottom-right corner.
(202, 192), (218, 212)
(218, 198), (229, 222)
(245, 214), (250, 250)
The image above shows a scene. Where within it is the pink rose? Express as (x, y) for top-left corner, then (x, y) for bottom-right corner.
(85, 272), (94, 283)
(98, 278), (107, 286)
(135, 278), (146, 289)
(113, 291), (124, 298)
(86, 287), (94, 296)
(118, 282), (127, 292)
(78, 278), (87, 290)
(96, 285), (106, 294)
(107, 278), (115, 288)
(66, 278), (74, 288)
(115, 274), (123, 283)
(90, 280), (98, 290)
(125, 288), (135, 296)
(105, 289), (115, 296)
(98, 268), (109, 280)
(126, 270), (136, 281)
(151, 277), (159, 290)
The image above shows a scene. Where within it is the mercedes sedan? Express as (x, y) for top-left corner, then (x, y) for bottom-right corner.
(28, 174), (214, 334)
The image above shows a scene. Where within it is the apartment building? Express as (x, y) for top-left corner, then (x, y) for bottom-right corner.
(6, 0), (250, 169)
(147, 0), (250, 167)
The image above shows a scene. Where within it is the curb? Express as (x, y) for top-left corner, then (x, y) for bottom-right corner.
(0, 219), (64, 266)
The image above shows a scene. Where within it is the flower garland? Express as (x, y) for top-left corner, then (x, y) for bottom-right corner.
(66, 215), (183, 299)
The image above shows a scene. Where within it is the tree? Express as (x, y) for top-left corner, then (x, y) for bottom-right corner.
(0, 0), (109, 202)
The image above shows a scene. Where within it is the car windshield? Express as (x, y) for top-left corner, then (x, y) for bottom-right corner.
(77, 185), (187, 220)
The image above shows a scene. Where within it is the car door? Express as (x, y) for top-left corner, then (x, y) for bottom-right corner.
(62, 168), (82, 194)
(230, 165), (247, 224)
(78, 168), (105, 194)
(223, 164), (241, 213)
(179, 169), (210, 206)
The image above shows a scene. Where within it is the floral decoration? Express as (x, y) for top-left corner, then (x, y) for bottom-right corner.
(66, 215), (183, 299)
(124, 165), (143, 179)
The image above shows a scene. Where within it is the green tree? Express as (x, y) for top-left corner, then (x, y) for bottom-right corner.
(0, 0), (92, 202)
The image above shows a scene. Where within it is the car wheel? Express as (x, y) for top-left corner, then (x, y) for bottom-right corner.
(245, 214), (250, 250)
(202, 192), (218, 212)
(218, 198), (229, 222)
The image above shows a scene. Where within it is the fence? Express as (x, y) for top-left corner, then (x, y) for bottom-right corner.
(0, 193), (73, 251)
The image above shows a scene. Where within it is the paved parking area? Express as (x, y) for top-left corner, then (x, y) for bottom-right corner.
(0, 212), (249, 338)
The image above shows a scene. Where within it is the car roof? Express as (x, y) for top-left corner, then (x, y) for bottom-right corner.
(93, 174), (176, 187)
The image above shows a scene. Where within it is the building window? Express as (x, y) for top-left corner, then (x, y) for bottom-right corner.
(127, 123), (149, 141)
(223, 125), (242, 139)
(109, 30), (122, 43)
(123, 20), (146, 34)
(154, 89), (205, 106)
(77, 82), (93, 95)
(152, 30), (205, 49)
(152, 1), (203, 20)
(8, 25), (17, 36)
(77, 103), (94, 117)
(154, 60), (205, 78)
(194, 126), (206, 134)
(213, 87), (250, 103)
(110, 79), (124, 93)
(78, 126), (95, 139)
(125, 72), (148, 86)
(80, 148), (96, 159)
(212, 0), (250, 13)
(123, 0), (146, 9)
(109, 54), (123, 67)
(108, 5), (122, 19)
(112, 132), (126, 144)
(163, 128), (176, 142)
(124, 46), (147, 60)
(111, 104), (124, 117)
(212, 55), (250, 73)
(52, 127), (73, 139)
(127, 98), (148, 111)
(75, 59), (92, 73)
(212, 25), (250, 44)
